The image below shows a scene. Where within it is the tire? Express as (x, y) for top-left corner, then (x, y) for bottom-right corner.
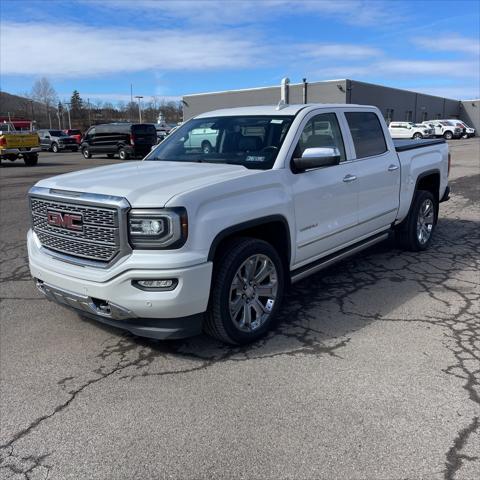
(51, 143), (59, 153)
(107, 153), (115, 159)
(201, 141), (213, 154)
(413, 133), (423, 140)
(205, 237), (285, 344)
(443, 131), (453, 140)
(82, 147), (92, 159)
(119, 148), (129, 160)
(397, 190), (437, 251)
(23, 153), (38, 166)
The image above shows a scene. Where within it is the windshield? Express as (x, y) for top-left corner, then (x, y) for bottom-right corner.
(145, 115), (294, 170)
(50, 130), (67, 136)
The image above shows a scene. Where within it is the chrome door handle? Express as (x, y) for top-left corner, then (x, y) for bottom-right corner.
(388, 164), (399, 171)
(343, 174), (357, 183)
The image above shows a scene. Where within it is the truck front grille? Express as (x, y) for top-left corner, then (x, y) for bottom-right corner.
(30, 197), (120, 263)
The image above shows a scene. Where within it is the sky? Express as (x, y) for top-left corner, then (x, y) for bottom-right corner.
(1, 0), (479, 105)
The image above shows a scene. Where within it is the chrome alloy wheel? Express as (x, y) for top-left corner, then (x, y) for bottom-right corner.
(417, 198), (434, 245)
(229, 254), (278, 332)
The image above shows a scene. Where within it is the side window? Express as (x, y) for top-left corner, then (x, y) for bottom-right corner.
(86, 127), (96, 138)
(296, 113), (346, 162)
(345, 112), (387, 159)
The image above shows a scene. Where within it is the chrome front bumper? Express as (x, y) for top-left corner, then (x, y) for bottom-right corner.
(36, 279), (135, 320)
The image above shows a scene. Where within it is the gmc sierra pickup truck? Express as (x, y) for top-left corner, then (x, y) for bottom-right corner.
(28, 104), (450, 344)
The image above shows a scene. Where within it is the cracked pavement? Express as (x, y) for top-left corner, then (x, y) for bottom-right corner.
(1, 140), (479, 479)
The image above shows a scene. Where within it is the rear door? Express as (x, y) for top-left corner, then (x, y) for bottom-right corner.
(344, 111), (400, 235)
(131, 124), (157, 153)
(290, 111), (360, 265)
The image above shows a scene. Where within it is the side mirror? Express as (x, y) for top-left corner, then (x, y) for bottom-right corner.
(293, 147), (341, 172)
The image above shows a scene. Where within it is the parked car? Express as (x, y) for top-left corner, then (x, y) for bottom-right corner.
(422, 121), (462, 140)
(63, 129), (83, 144)
(38, 129), (78, 152)
(80, 123), (157, 160)
(28, 104), (450, 344)
(0, 121), (40, 166)
(440, 119), (475, 138)
(388, 121), (434, 139)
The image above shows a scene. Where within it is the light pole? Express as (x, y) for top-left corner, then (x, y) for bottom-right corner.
(134, 95), (143, 123)
(64, 103), (72, 129)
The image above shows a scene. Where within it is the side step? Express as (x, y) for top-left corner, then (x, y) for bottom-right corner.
(290, 231), (390, 284)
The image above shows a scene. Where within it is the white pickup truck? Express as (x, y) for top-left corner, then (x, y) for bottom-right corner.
(28, 104), (450, 344)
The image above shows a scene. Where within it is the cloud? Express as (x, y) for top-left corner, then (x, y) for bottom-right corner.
(62, 93), (181, 104)
(414, 35), (480, 55)
(83, 0), (403, 27)
(297, 44), (382, 60)
(0, 22), (268, 76)
(318, 59), (478, 79)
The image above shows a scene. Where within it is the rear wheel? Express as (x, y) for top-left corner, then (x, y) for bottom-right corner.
(201, 141), (213, 154)
(23, 153), (38, 166)
(205, 238), (285, 344)
(51, 143), (59, 153)
(82, 147), (92, 159)
(397, 190), (437, 251)
(119, 148), (129, 160)
(443, 131), (453, 140)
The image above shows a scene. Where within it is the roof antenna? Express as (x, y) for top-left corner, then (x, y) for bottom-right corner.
(276, 77), (290, 110)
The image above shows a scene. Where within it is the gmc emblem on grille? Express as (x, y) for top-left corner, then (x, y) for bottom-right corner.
(47, 211), (83, 231)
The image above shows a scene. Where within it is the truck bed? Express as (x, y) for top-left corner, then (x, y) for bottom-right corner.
(393, 138), (446, 152)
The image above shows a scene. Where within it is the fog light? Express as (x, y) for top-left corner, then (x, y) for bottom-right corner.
(133, 279), (178, 291)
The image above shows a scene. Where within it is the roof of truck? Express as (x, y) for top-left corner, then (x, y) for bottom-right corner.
(194, 104), (375, 118)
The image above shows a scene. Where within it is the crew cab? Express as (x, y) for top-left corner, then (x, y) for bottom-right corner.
(388, 121), (434, 139)
(38, 129), (79, 153)
(0, 121), (41, 166)
(27, 104), (450, 344)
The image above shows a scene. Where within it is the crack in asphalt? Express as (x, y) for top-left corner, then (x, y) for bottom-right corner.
(1, 158), (479, 479)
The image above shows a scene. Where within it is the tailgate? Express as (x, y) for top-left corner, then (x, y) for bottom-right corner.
(3, 133), (40, 149)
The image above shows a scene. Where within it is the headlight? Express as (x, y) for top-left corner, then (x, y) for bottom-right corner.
(128, 208), (188, 249)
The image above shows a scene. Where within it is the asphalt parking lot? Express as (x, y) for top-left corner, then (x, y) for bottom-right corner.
(1, 140), (479, 480)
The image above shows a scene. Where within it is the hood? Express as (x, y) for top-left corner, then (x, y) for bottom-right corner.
(36, 161), (257, 207)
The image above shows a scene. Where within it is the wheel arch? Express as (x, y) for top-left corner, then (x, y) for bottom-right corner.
(415, 169), (441, 202)
(208, 215), (291, 268)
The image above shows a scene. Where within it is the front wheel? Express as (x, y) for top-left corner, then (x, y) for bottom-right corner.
(82, 147), (92, 159)
(201, 141), (213, 154)
(443, 131), (453, 140)
(51, 143), (59, 153)
(205, 238), (285, 344)
(397, 190), (437, 251)
(413, 133), (423, 140)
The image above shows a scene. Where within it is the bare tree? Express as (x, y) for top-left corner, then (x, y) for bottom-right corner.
(31, 77), (57, 128)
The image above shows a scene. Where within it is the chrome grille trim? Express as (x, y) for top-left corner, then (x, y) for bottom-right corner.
(29, 186), (131, 268)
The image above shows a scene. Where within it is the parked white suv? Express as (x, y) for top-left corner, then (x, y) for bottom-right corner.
(422, 120), (463, 140)
(28, 104), (450, 344)
(441, 119), (475, 138)
(388, 121), (434, 139)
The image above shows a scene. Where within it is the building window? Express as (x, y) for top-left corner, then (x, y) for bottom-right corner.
(405, 110), (413, 121)
(421, 111), (428, 122)
(385, 108), (394, 123)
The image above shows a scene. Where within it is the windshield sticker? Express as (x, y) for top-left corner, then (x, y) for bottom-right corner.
(245, 155), (266, 162)
(270, 119), (283, 124)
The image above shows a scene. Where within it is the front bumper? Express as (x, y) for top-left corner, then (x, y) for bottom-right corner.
(28, 231), (213, 339)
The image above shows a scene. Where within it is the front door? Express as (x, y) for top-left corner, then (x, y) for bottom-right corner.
(291, 112), (360, 266)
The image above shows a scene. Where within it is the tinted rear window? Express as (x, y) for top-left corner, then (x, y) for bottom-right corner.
(345, 112), (387, 159)
(132, 125), (156, 135)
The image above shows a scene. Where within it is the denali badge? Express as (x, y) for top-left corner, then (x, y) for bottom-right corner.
(47, 211), (83, 231)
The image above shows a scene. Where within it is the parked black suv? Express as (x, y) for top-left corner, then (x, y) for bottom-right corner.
(80, 123), (157, 160)
(38, 129), (79, 153)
